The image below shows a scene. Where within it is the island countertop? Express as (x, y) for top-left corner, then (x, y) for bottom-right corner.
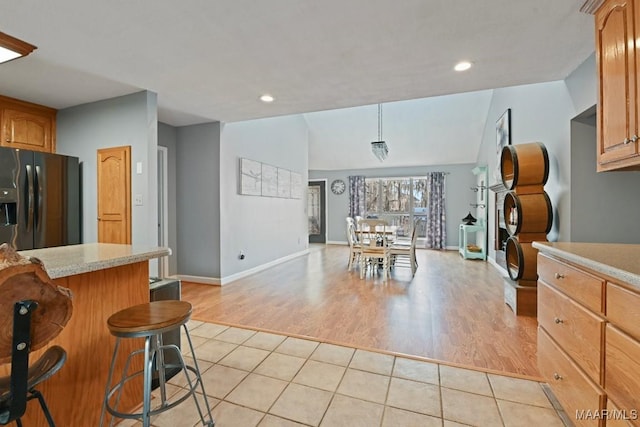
(18, 242), (171, 279)
(532, 241), (640, 289)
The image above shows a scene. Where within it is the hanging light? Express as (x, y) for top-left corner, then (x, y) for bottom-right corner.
(371, 103), (388, 161)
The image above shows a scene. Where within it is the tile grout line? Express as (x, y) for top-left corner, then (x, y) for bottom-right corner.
(178, 322), (568, 427)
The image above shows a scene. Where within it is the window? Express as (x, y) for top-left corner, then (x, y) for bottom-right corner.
(364, 177), (428, 238)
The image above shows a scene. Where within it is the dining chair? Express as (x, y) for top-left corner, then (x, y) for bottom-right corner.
(389, 218), (421, 276)
(346, 221), (362, 270)
(357, 219), (391, 281)
(0, 244), (73, 426)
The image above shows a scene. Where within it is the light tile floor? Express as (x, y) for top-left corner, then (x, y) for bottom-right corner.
(117, 321), (569, 427)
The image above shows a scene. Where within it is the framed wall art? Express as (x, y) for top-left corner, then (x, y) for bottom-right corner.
(239, 158), (262, 195)
(239, 157), (302, 199)
(495, 108), (511, 182)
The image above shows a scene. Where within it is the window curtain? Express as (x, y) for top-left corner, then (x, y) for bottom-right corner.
(425, 172), (446, 249)
(348, 175), (366, 218)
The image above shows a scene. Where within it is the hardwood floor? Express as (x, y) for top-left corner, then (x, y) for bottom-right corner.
(181, 244), (540, 379)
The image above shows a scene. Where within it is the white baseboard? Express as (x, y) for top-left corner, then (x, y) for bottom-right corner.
(175, 274), (221, 286)
(176, 249), (310, 286)
(326, 240), (347, 245)
(487, 256), (508, 278)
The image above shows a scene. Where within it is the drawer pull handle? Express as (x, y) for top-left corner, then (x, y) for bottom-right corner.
(553, 373), (563, 381)
(554, 317), (564, 324)
(554, 273), (565, 279)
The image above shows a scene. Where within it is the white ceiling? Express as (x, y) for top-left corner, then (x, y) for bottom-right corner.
(0, 0), (595, 168)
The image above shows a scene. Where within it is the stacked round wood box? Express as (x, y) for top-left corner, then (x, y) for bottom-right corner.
(500, 142), (552, 315)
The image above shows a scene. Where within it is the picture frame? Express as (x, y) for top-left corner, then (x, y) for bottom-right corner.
(495, 108), (511, 182)
(239, 158), (262, 196)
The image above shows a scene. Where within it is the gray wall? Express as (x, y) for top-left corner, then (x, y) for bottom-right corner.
(570, 113), (640, 243)
(158, 122), (178, 275)
(220, 115), (308, 278)
(56, 91), (159, 248)
(565, 53), (597, 115)
(175, 122), (221, 278)
(476, 80), (576, 250)
(309, 164), (477, 248)
(474, 73), (595, 263)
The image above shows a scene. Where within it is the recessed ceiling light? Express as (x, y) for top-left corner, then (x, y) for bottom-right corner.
(454, 61), (472, 72)
(260, 94), (275, 103)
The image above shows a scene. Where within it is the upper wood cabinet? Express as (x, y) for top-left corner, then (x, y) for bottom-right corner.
(596, 0), (640, 171)
(0, 94), (56, 153)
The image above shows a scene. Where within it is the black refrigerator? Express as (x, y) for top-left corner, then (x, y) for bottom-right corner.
(0, 147), (80, 250)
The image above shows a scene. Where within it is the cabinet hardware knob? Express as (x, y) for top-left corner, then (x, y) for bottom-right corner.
(553, 373), (563, 381)
(554, 317), (564, 324)
(632, 135), (639, 142)
(624, 138), (631, 144)
(554, 273), (565, 279)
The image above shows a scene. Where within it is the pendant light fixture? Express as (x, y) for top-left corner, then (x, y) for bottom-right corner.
(0, 31), (37, 64)
(371, 103), (388, 161)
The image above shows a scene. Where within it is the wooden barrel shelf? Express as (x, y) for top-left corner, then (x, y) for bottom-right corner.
(500, 142), (549, 190)
(503, 191), (552, 236)
(500, 141), (552, 316)
(505, 237), (539, 283)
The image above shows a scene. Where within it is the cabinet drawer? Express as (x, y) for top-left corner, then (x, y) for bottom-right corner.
(607, 283), (640, 341)
(606, 325), (640, 426)
(538, 282), (604, 383)
(538, 328), (605, 427)
(538, 254), (604, 313)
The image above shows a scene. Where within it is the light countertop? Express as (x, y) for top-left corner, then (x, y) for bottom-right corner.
(19, 243), (171, 279)
(532, 241), (640, 289)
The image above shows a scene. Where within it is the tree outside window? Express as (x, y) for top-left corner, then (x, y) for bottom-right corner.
(364, 177), (429, 238)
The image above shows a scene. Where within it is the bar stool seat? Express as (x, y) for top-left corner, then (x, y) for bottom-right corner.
(100, 300), (214, 427)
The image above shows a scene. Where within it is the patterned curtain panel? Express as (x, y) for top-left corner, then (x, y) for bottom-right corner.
(348, 175), (366, 218)
(426, 172), (447, 249)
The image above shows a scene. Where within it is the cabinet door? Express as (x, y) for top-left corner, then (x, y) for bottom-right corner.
(606, 325), (640, 426)
(596, 0), (638, 170)
(2, 108), (54, 152)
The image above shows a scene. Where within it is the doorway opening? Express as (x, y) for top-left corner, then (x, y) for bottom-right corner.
(157, 146), (169, 278)
(308, 180), (326, 243)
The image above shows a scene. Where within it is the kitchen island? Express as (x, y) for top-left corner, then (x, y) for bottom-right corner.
(4, 243), (170, 426)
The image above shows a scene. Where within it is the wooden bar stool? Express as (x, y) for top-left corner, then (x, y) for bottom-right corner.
(0, 244), (73, 427)
(99, 300), (214, 427)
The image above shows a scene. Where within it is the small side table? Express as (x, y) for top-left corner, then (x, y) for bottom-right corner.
(458, 223), (486, 260)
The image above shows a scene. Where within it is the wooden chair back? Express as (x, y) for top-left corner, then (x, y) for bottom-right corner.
(357, 219), (388, 248)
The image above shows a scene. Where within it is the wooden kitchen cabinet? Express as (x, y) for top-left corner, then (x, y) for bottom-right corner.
(0, 94), (56, 153)
(535, 243), (640, 427)
(595, 0), (640, 171)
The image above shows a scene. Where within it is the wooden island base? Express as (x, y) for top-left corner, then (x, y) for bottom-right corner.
(1, 261), (149, 426)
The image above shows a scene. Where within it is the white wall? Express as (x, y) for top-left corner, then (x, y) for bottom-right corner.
(158, 122), (179, 275)
(220, 115), (309, 278)
(56, 91), (159, 247)
(475, 54), (598, 263)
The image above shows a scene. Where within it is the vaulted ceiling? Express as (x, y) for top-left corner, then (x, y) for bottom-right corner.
(0, 0), (595, 168)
